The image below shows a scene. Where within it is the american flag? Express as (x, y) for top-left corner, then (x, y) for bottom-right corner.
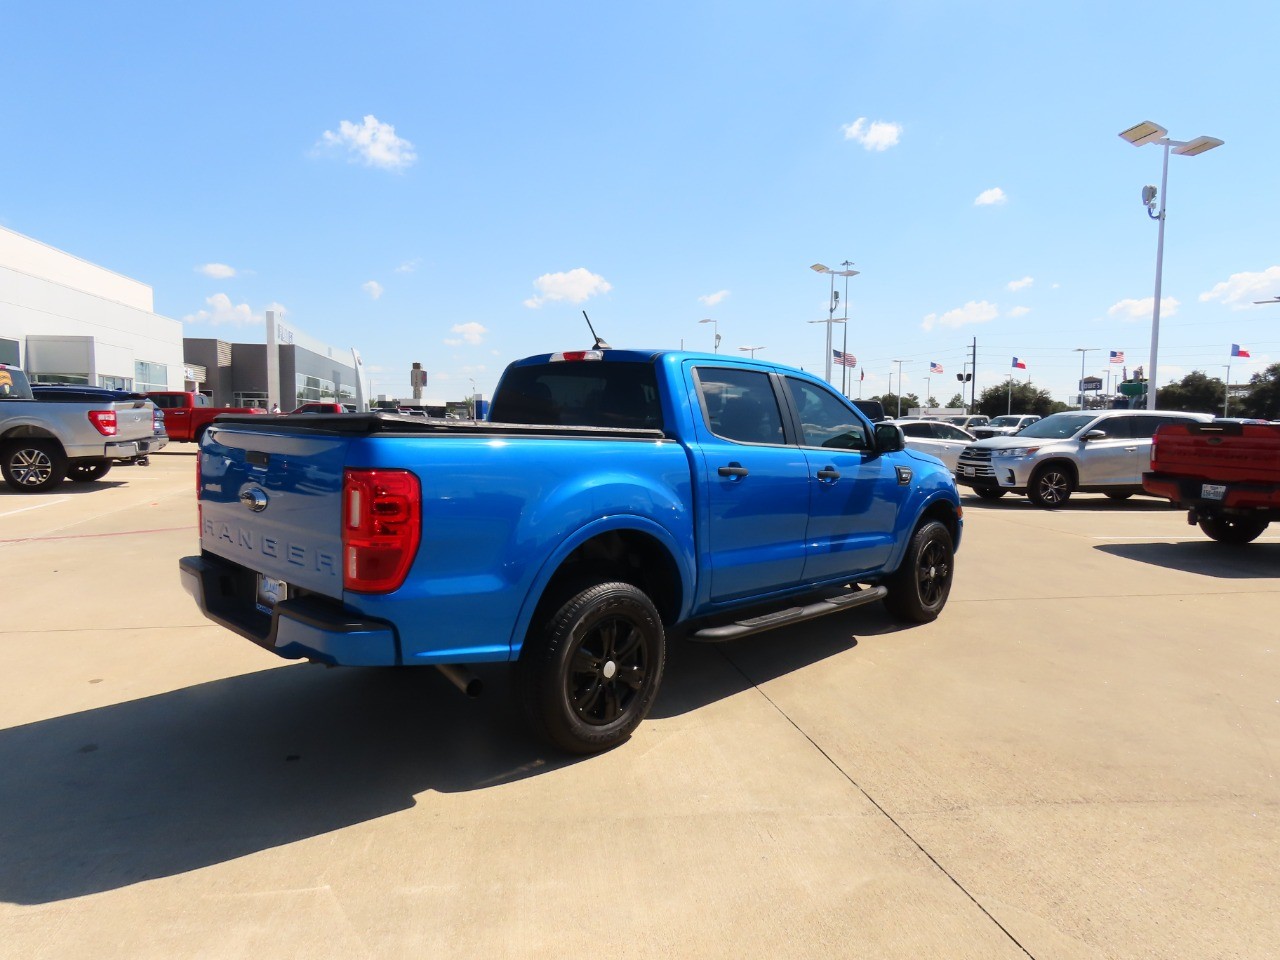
(833, 349), (857, 367)
(1110, 350), (1124, 364)
(929, 361), (943, 374)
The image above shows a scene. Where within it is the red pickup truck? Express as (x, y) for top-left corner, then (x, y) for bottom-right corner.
(147, 392), (265, 443)
(1143, 420), (1280, 543)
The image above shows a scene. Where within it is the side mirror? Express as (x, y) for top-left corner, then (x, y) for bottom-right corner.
(1082, 429), (1107, 441)
(874, 422), (905, 453)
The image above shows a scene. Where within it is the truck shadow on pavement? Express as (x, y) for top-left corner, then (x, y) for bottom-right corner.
(1094, 540), (1280, 579)
(0, 608), (898, 905)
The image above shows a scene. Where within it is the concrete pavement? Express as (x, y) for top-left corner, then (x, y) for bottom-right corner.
(1, 450), (1276, 959)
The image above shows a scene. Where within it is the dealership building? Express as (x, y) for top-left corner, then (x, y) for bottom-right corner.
(1, 225), (364, 410)
(1, 225), (183, 391)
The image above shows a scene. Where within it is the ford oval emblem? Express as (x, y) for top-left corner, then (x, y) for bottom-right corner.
(239, 487), (269, 512)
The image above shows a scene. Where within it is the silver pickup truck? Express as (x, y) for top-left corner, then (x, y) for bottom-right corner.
(0, 363), (160, 492)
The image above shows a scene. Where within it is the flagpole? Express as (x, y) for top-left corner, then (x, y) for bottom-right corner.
(1224, 360), (1231, 416)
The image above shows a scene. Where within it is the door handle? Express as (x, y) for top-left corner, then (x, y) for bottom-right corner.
(718, 463), (749, 478)
(816, 467), (840, 481)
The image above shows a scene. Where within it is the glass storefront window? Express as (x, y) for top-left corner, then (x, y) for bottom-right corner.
(134, 361), (169, 392)
(100, 375), (133, 391)
(31, 373), (90, 385)
(233, 391), (268, 409)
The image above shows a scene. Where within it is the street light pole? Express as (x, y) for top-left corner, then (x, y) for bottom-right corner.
(809, 263), (858, 384)
(1073, 348), (1098, 410)
(699, 318), (720, 353)
(892, 359), (904, 418)
(1223, 364), (1232, 417)
(1119, 121), (1224, 410)
(738, 346), (764, 358)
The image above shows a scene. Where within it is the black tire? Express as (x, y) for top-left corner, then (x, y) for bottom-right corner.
(1105, 492), (1133, 501)
(519, 581), (666, 754)
(1028, 464), (1073, 508)
(2, 439), (68, 493)
(1199, 515), (1269, 544)
(68, 461), (112, 483)
(972, 487), (1006, 501)
(883, 520), (954, 623)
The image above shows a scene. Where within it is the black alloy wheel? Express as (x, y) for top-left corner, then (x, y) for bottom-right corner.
(1029, 465), (1073, 508)
(883, 520), (954, 623)
(520, 581), (666, 754)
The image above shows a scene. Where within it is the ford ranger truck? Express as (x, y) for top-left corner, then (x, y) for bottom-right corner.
(1143, 419), (1280, 543)
(146, 391), (265, 443)
(180, 349), (963, 753)
(1, 364), (159, 492)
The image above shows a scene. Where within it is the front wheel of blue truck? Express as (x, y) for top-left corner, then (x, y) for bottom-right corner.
(519, 581), (667, 754)
(883, 520), (955, 623)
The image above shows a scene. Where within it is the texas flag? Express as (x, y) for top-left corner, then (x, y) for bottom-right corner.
(1231, 343), (1250, 358)
(930, 361), (944, 374)
(1012, 357), (1027, 369)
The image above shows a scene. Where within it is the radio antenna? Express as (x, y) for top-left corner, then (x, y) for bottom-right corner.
(583, 311), (611, 350)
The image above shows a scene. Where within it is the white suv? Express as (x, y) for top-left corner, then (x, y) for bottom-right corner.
(954, 409), (1214, 506)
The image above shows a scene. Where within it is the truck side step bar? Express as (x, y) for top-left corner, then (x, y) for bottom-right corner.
(690, 585), (888, 643)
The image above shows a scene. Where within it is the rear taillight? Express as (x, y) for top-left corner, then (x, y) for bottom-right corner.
(342, 469), (421, 593)
(1150, 430), (1160, 469)
(88, 410), (117, 436)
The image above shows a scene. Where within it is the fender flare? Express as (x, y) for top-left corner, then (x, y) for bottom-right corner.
(507, 514), (695, 658)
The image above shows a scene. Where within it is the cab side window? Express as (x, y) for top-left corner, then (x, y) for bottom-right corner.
(697, 368), (785, 445)
(785, 378), (869, 450)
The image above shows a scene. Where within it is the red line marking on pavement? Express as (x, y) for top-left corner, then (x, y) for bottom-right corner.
(0, 525), (192, 544)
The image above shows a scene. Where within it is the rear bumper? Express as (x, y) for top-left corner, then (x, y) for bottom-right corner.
(179, 554), (400, 666)
(1143, 472), (1280, 515)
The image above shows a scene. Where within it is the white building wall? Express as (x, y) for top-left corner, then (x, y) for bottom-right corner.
(0, 226), (183, 389)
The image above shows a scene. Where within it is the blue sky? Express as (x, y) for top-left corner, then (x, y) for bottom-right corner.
(3, 1), (1277, 404)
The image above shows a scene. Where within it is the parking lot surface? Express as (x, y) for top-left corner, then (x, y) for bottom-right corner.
(2, 450), (1277, 959)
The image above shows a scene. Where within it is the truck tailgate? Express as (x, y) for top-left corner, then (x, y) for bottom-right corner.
(1153, 422), (1280, 484)
(199, 425), (350, 600)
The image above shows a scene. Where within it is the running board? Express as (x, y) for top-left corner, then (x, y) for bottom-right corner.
(690, 585), (888, 643)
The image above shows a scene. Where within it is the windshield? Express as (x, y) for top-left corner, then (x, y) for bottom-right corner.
(0, 364), (34, 400)
(988, 416), (1022, 427)
(1015, 412), (1095, 439)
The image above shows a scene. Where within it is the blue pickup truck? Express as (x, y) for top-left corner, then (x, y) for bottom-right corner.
(181, 348), (962, 753)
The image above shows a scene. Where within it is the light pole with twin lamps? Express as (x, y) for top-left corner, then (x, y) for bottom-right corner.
(699, 318), (721, 353)
(809, 262), (858, 384)
(1118, 121), (1223, 409)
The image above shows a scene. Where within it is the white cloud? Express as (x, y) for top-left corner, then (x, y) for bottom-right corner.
(523, 268), (612, 308)
(362, 280), (384, 300)
(316, 115), (417, 171)
(394, 258), (421, 274)
(1199, 265), (1280, 308)
(197, 263), (236, 279)
(699, 289), (730, 306)
(444, 322), (487, 346)
(1007, 306), (1031, 318)
(182, 293), (279, 327)
(921, 300), (999, 332)
(1108, 296), (1179, 321)
(974, 187), (1007, 206)
(1007, 276), (1033, 291)
(842, 118), (902, 151)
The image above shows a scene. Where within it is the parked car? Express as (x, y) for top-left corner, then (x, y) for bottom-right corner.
(954, 409), (1215, 506)
(29, 385), (167, 465)
(290, 402), (356, 414)
(146, 391), (265, 443)
(1143, 419), (1280, 543)
(181, 347), (963, 754)
(2, 371), (159, 491)
(941, 414), (990, 432)
(894, 419), (976, 472)
(970, 414), (1040, 439)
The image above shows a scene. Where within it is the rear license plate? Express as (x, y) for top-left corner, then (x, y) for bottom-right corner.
(1201, 483), (1227, 501)
(256, 574), (287, 613)
(960, 465), (975, 476)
